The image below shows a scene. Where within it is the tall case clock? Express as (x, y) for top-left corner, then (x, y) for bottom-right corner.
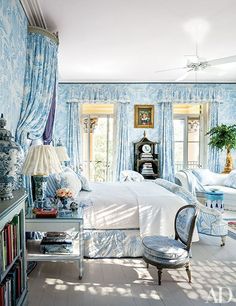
(133, 132), (160, 179)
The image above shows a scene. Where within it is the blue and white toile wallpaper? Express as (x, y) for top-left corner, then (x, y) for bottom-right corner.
(55, 83), (236, 170)
(0, 0), (28, 135)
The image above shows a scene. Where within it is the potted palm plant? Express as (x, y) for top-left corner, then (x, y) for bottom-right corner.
(206, 124), (236, 173)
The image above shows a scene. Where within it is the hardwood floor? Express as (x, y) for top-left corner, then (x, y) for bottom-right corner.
(28, 234), (236, 306)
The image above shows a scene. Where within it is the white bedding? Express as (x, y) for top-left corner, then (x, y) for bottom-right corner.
(79, 181), (188, 237)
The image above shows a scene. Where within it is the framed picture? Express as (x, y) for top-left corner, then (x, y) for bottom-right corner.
(134, 105), (154, 128)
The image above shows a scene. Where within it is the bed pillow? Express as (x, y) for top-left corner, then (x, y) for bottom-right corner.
(224, 170), (236, 189)
(77, 173), (92, 191)
(59, 167), (82, 198)
(192, 169), (224, 186)
(120, 170), (144, 182)
(45, 173), (61, 197)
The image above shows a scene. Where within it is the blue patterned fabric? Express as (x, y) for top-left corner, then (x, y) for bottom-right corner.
(84, 229), (143, 258)
(143, 251), (189, 266)
(196, 207), (228, 236)
(0, 0), (27, 135)
(175, 206), (196, 244)
(208, 102), (220, 173)
(155, 179), (198, 205)
(45, 173), (60, 197)
(114, 103), (130, 181)
(158, 102), (175, 182)
(224, 170), (236, 188)
(67, 102), (81, 173)
(14, 28), (58, 206)
(142, 236), (188, 260)
(16, 29), (58, 151)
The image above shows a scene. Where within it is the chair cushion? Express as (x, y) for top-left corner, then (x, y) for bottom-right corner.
(142, 236), (188, 261)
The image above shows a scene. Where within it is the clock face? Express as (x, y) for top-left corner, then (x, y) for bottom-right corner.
(142, 144), (151, 153)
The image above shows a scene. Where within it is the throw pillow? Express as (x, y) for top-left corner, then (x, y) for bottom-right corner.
(59, 168), (82, 198)
(120, 170), (145, 182)
(77, 173), (92, 191)
(192, 169), (223, 186)
(224, 170), (236, 189)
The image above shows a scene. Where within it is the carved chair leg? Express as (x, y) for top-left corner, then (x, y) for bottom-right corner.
(146, 263), (149, 269)
(221, 236), (226, 247)
(157, 268), (162, 286)
(186, 263), (191, 283)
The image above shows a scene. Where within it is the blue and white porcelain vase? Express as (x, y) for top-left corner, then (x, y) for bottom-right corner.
(0, 114), (22, 200)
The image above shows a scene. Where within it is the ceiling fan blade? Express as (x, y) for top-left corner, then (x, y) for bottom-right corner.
(175, 71), (191, 82)
(207, 55), (236, 66)
(155, 67), (187, 73)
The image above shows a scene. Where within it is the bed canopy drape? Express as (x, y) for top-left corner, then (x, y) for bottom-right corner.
(16, 26), (58, 205)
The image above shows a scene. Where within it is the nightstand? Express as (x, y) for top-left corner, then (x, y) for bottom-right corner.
(25, 207), (84, 279)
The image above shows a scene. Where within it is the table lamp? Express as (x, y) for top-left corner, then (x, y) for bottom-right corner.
(22, 145), (62, 208)
(55, 139), (70, 166)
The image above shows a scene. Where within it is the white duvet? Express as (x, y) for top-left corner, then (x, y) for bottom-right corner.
(79, 181), (188, 237)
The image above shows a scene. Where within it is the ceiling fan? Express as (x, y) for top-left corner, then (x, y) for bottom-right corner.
(155, 45), (236, 81)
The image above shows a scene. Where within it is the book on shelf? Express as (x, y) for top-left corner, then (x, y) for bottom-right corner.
(140, 153), (153, 160)
(141, 162), (155, 175)
(0, 215), (21, 274)
(0, 258), (24, 306)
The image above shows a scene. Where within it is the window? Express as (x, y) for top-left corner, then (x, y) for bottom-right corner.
(81, 104), (114, 182)
(173, 104), (206, 172)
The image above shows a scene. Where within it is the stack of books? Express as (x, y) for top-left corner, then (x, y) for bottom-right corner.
(141, 162), (154, 175)
(140, 153), (153, 160)
(40, 232), (73, 254)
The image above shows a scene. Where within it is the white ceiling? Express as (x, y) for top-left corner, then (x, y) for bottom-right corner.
(38, 0), (236, 82)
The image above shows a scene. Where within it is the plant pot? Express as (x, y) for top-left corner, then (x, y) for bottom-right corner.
(223, 147), (233, 173)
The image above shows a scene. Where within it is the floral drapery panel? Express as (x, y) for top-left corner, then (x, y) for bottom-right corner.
(16, 27), (58, 151)
(15, 27), (58, 205)
(158, 102), (175, 182)
(114, 102), (130, 181)
(208, 102), (220, 173)
(67, 102), (82, 173)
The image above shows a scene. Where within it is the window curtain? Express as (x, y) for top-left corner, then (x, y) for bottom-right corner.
(158, 102), (175, 182)
(15, 27), (58, 206)
(16, 27), (58, 151)
(114, 102), (130, 181)
(67, 102), (81, 173)
(208, 102), (220, 173)
(43, 81), (57, 145)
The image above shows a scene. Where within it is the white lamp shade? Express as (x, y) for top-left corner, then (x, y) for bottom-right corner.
(55, 146), (70, 162)
(22, 145), (62, 176)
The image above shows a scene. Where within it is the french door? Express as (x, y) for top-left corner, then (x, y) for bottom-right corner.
(82, 114), (114, 182)
(174, 116), (201, 172)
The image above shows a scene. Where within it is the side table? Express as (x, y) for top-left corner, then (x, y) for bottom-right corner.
(205, 190), (224, 212)
(25, 207), (84, 279)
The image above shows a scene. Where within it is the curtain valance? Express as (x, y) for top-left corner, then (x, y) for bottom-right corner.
(153, 86), (226, 103)
(64, 84), (226, 104)
(67, 85), (130, 104)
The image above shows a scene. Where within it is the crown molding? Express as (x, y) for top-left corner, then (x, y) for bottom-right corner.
(20, 0), (47, 29)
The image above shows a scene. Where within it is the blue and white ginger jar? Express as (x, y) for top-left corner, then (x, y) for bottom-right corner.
(0, 114), (23, 200)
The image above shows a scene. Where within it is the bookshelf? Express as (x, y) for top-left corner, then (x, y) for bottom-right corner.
(0, 189), (27, 306)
